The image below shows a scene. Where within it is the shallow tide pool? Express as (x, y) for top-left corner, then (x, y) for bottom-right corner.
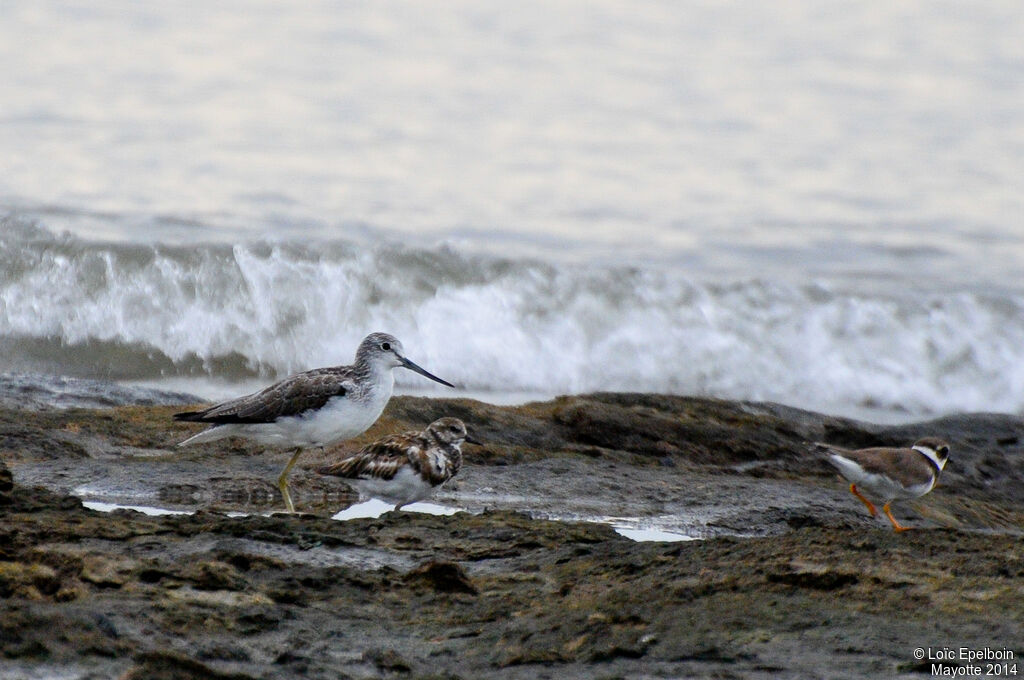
(79, 498), (699, 542)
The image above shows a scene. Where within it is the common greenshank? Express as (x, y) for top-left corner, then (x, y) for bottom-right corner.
(174, 332), (453, 512)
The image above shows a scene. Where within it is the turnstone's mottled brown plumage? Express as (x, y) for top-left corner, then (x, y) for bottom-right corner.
(317, 417), (480, 510)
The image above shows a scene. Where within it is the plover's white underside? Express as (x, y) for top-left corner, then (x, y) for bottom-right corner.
(817, 437), (950, 532)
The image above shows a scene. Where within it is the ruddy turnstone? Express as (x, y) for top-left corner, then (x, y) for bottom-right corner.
(817, 437), (950, 531)
(316, 417), (480, 510)
(173, 332), (453, 512)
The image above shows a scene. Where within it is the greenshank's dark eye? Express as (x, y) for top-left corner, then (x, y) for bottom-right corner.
(381, 342), (391, 351)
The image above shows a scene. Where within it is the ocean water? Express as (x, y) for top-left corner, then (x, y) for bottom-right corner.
(2, 1), (1023, 420)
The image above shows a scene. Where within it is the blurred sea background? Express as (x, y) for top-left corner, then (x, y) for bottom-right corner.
(1, 1), (1023, 421)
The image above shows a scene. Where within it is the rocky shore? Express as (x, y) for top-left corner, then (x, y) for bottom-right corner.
(2, 393), (1023, 679)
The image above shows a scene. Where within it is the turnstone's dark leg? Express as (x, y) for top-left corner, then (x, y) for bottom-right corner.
(849, 483), (878, 516)
(882, 502), (910, 532)
(278, 448), (303, 513)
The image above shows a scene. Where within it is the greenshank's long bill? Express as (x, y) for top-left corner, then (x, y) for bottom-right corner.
(173, 332), (453, 512)
(316, 417), (481, 511)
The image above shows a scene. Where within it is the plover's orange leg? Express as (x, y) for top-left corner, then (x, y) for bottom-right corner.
(882, 502), (911, 532)
(849, 484), (877, 516)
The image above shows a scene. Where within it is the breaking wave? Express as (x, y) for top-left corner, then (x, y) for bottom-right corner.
(3, 219), (1024, 418)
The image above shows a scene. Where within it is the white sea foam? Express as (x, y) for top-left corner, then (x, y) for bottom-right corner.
(2, 223), (1024, 419)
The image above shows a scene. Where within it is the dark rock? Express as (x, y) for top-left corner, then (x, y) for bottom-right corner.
(0, 396), (1022, 679)
(182, 561), (247, 591)
(198, 643), (251, 662)
(122, 651), (260, 680)
(90, 612), (120, 639)
(362, 647), (413, 673)
(0, 456), (12, 492)
(550, 393), (810, 465)
(766, 560), (860, 590)
(403, 560), (478, 595)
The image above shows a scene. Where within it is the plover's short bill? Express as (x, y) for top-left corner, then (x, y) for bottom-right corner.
(816, 437), (950, 531)
(316, 417), (481, 511)
(173, 332), (453, 512)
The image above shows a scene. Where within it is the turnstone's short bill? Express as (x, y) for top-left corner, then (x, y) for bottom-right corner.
(316, 417), (481, 511)
(816, 437), (950, 532)
(173, 333), (453, 512)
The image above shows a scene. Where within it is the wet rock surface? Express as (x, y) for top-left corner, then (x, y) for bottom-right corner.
(1, 394), (1023, 679)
